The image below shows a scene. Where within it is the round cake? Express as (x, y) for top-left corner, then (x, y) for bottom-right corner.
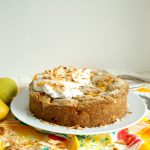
(29, 66), (129, 127)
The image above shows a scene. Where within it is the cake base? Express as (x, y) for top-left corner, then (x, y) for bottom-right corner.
(29, 88), (128, 127)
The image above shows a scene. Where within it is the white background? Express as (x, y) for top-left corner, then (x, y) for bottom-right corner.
(0, 0), (150, 77)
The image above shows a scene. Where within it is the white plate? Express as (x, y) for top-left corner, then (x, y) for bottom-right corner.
(11, 89), (147, 135)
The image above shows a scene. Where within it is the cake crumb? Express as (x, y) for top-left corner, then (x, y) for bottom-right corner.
(69, 125), (83, 130)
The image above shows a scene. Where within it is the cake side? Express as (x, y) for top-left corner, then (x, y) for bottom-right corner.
(29, 72), (128, 127)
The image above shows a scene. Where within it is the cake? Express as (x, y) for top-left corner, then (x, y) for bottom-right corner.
(29, 66), (128, 127)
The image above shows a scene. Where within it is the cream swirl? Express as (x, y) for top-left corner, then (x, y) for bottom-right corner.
(33, 66), (91, 98)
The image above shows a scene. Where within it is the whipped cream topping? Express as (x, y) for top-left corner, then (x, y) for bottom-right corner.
(33, 66), (91, 98)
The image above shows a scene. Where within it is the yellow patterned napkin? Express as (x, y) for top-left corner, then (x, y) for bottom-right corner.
(0, 114), (150, 150)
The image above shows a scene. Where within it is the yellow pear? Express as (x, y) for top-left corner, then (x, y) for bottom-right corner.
(0, 99), (9, 120)
(0, 78), (18, 104)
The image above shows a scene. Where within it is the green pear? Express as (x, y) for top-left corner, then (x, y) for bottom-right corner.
(0, 78), (18, 104)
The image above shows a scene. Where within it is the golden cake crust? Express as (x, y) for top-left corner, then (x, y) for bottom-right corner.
(29, 78), (128, 127)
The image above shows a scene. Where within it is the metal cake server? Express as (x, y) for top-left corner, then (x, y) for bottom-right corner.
(140, 95), (150, 110)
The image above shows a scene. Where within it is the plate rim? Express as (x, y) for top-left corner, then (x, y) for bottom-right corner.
(10, 89), (147, 135)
